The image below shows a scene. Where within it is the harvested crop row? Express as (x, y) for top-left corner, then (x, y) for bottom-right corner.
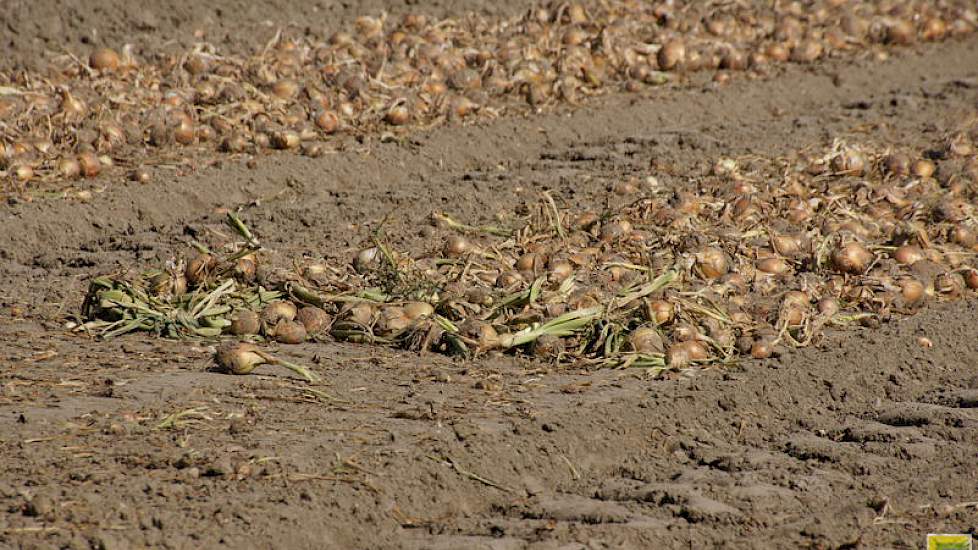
(74, 117), (978, 379)
(1, 0), (975, 192)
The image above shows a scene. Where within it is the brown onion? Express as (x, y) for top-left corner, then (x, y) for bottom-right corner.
(645, 300), (674, 325)
(695, 247), (729, 279)
(261, 301), (297, 327)
(229, 310), (261, 335)
(90, 48), (121, 72)
(832, 242), (872, 274)
(443, 235), (471, 257)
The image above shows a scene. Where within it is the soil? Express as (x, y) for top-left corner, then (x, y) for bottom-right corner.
(3, 1), (978, 549)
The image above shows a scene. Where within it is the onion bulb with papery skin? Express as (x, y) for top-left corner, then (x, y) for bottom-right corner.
(229, 310), (261, 335)
(645, 300), (674, 325)
(354, 247), (380, 272)
(459, 319), (499, 351)
(385, 105), (411, 125)
(215, 342), (319, 382)
(756, 257), (790, 275)
(900, 278), (925, 304)
(666, 340), (708, 367)
(403, 302), (434, 321)
(695, 247), (728, 279)
(831, 242), (872, 274)
(185, 253), (216, 287)
(261, 301), (297, 327)
(78, 152), (101, 178)
(90, 48), (121, 71)
(657, 40), (686, 70)
(443, 235), (471, 258)
(57, 158), (81, 179)
(346, 303), (376, 327)
(272, 320), (307, 344)
(817, 297), (840, 317)
(376, 306), (411, 335)
(893, 245), (924, 265)
(296, 306), (331, 334)
(627, 325), (665, 354)
(964, 269), (978, 290)
(750, 337), (776, 359)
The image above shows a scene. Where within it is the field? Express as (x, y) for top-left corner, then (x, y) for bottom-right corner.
(2, 1), (978, 548)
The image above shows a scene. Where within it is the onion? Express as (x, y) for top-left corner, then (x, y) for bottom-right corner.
(354, 247), (380, 272)
(885, 20), (916, 45)
(695, 247), (729, 279)
(130, 167), (151, 183)
(599, 219), (632, 242)
(443, 235), (471, 257)
(628, 326), (665, 354)
(893, 245), (924, 265)
(548, 261), (574, 282)
(936, 273), (964, 298)
(921, 18), (948, 41)
(90, 48), (121, 72)
(666, 340), (708, 367)
(57, 158), (81, 179)
(315, 111), (340, 133)
(271, 79), (299, 100)
(185, 253), (215, 287)
(750, 338), (776, 359)
(234, 254), (257, 281)
(900, 278), (925, 304)
(184, 55), (208, 75)
(911, 159), (936, 179)
(817, 297), (840, 317)
(215, 342), (318, 382)
(782, 290), (810, 310)
(674, 322), (702, 342)
(385, 105), (411, 126)
(831, 242), (872, 274)
(272, 320), (308, 344)
(403, 302), (434, 321)
(964, 269), (978, 290)
(756, 257), (790, 275)
(790, 40), (823, 63)
(78, 152), (101, 178)
(459, 319), (499, 350)
(515, 253), (546, 273)
(645, 300), (674, 325)
(261, 301), (297, 327)
(657, 40), (686, 70)
(830, 148), (866, 175)
(11, 163), (33, 182)
(271, 130), (301, 150)
(882, 153), (911, 177)
(495, 271), (523, 288)
(771, 234), (801, 257)
(229, 310), (261, 335)
(347, 303), (376, 327)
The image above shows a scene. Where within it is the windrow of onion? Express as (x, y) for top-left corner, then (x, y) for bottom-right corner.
(2, 0), (977, 190)
(75, 121), (978, 379)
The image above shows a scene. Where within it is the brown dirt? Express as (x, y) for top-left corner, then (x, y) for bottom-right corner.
(3, 2), (978, 549)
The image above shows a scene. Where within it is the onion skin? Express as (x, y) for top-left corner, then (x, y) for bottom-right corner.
(695, 247), (729, 279)
(831, 243), (872, 275)
(443, 236), (471, 258)
(261, 301), (297, 327)
(296, 306), (331, 334)
(272, 320), (307, 344)
(229, 310), (261, 335)
(403, 302), (434, 320)
(627, 326), (665, 354)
